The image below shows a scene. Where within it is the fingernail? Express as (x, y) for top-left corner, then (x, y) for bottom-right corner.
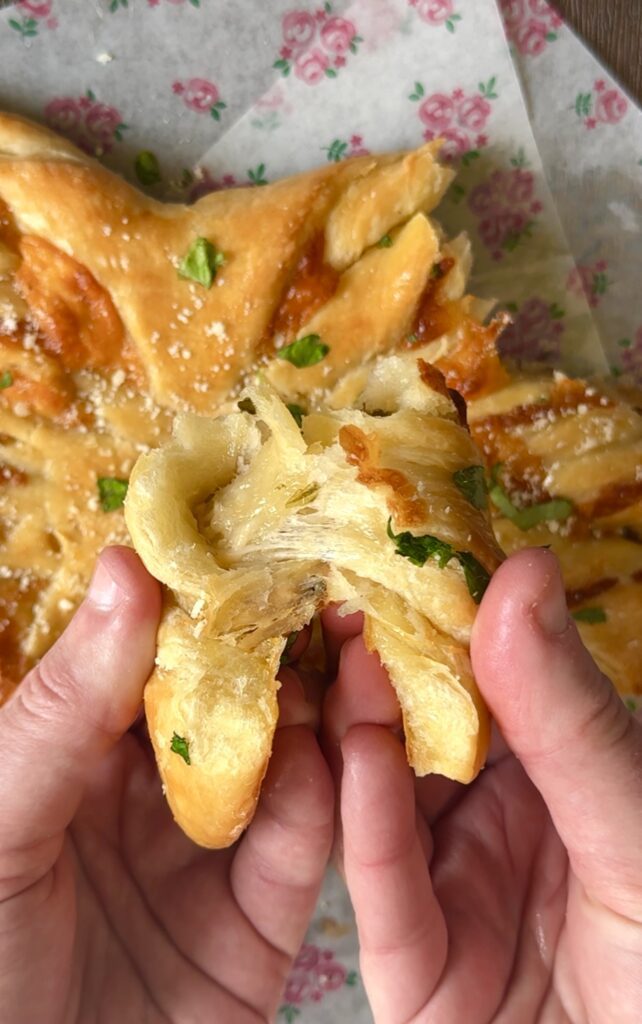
(88, 560), (124, 610)
(532, 570), (569, 636)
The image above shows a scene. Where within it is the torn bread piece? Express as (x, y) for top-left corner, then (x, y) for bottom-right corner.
(125, 351), (503, 848)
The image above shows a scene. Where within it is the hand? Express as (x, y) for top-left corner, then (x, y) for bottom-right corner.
(323, 549), (642, 1023)
(0, 547), (333, 1023)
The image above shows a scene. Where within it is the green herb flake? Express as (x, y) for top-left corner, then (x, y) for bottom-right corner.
(178, 237), (225, 288)
(237, 397), (256, 414)
(134, 150), (161, 186)
(97, 476), (128, 512)
(572, 607), (607, 624)
(0, 371), (13, 389)
(625, 697), (637, 712)
(489, 466), (574, 531)
(277, 334), (330, 368)
(453, 465), (487, 510)
(377, 233), (393, 248)
(286, 403), (304, 428)
(280, 632), (298, 665)
(170, 732), (191, 765)
(386, 519), (490, 603)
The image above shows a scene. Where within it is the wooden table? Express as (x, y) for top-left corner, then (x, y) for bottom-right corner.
(554, 0), (642, 103)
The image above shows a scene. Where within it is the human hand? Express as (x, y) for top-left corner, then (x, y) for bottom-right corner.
(323, 548), (642, 1023)
(0, 547), (333, 1023)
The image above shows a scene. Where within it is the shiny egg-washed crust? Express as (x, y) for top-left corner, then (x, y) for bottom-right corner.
(125, 353), (503, 848)
(0, 114), (454, 410)
(468, 374), (642, 694)
(1, 114), (483, 695)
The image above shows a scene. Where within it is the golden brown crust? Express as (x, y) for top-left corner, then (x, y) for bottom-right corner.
(0, 116), (463, 699)
(469, 374), (642, 694)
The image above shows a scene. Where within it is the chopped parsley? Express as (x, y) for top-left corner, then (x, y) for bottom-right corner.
(179, 237), (225, 288)
(387, 519), (490, 604)
(134, 150), (161, 186)
(625, 697), (637, 712)
(237, 397), (256, 414)
(377, 233), (393, 248)
(453, 465), (487, 510)
(286, 403), (304, 428)
(0, 371), (13, 389)
(489, 465), (573, 531)
(170, 732), (191, 765)
(97, 476), (128, 512)
(277, 334), (330, 368)
(572, 607), (607, 624)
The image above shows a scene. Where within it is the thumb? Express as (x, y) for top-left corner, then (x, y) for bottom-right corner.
(472, 548), (642, 919)
(0, 546), (160, 896)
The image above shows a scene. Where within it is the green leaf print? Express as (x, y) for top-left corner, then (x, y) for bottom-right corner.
(409, 81), (425, 101)
(324, 139), (348, 162)
(510, 147), (528, 167)
(461, 150), (480, 167)
(479, 76), (498, 99)
(575, 92), (592, 118)
(325, 67), (338, 78)
(445, 14), (462, 33)
(248, 163), (268, 186)
(109, 0), (128, 11)
(549, 303), (565, 320)
(592, 271), (608, 295)
(273, 58), (291, 76)
(279, 1007), (301, 1023)
(9, 17), (38, 37)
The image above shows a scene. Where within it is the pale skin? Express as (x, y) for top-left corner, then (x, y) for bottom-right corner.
(0, 546), (641, 1023)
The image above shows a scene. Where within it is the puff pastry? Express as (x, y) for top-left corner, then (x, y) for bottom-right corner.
(0, 113), (502, 699)
(466, 373), (642, 694)
(125, 353), (502, 847)
(1, 111), (640, 853)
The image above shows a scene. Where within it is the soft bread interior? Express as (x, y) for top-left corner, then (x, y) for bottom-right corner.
(126, 347), (502, 847)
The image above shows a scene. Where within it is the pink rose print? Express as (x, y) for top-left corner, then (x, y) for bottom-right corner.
(515, 19), (548, 56)
(411, 78), (497, 162)
(320, 16), (356, 53)
(323, 134), (371, 161)
(9, 0), (57, 35)
(499, 297), (565, 364)
(408, 0), (462, 33)
(566, 260), (609, 308)
(172, 78), (226, 120)
(436, 126), (470, 160)
(274, 2), (363, 80)
(279, 945), (358, 1019)
(499, 0), (561, 55)
(419, 93), (455, 133)
(468, 165), (541, 259)
(17, 0), (52, 14)
(575, 81), (628, 130)
(500, 0), (525, 26)
(458, 95), (492, 131)
(595, 87), (628, 125)
(294, 47), (329, 84)
(44, 90), (128, 157)
(44, 97), (82, 135)
(283, 10), (317, 52)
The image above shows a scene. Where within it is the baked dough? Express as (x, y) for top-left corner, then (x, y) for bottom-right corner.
(0, 113), (501, 699)
(125, 350), (503, 847)
(467, 373), (642, 694)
